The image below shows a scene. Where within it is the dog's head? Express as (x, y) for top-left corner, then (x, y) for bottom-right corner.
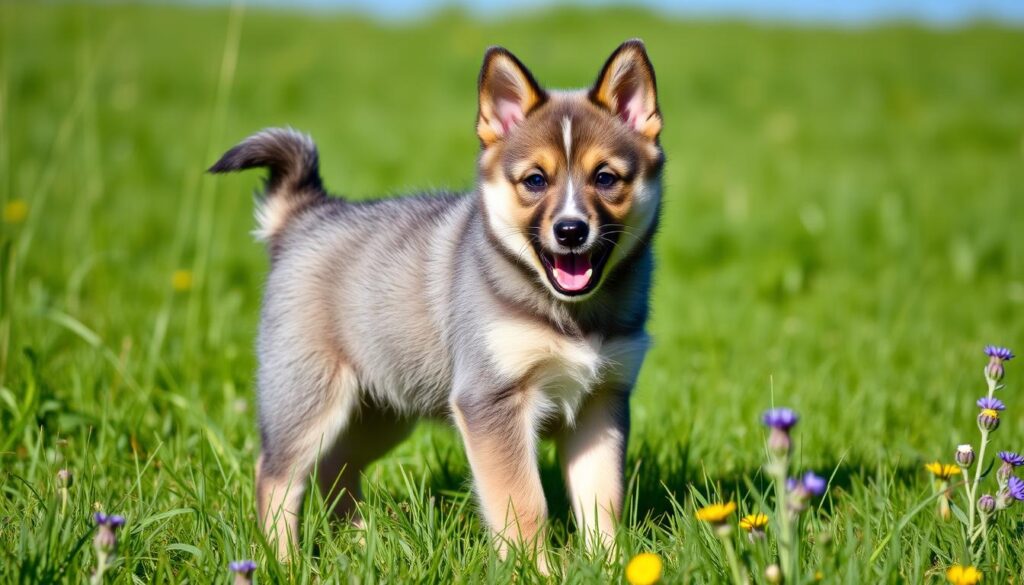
(476, 40), (664, 302)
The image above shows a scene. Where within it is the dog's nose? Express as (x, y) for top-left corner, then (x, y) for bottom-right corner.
(553, 219), (589, 248)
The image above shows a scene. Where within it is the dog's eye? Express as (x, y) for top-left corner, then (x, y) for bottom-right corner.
(595, 171), (618, 188)
(523, 173), (548, 191)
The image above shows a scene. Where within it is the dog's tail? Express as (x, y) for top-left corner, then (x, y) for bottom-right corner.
(209, 127), (327, 241)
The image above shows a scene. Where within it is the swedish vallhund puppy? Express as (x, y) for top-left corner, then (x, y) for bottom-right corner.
(210, 39), (663, 567)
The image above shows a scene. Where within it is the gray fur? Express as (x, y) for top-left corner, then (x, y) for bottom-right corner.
(209, 40), (661, 560)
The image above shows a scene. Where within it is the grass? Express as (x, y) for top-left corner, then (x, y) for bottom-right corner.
(1, 2), (1024, 582)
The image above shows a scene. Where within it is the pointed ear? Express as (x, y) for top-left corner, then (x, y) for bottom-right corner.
(589, 39), (661, 139)
(477, 47), (547, 147)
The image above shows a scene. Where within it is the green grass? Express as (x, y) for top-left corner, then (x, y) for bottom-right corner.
(2, 2), (1024, 583)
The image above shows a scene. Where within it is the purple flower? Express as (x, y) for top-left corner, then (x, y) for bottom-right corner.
(800, 471), (827, 496)
(762, 408), (799, 430)
(978, 410), (1000, 432)
(230, 560), (257, 585)
(998, 451), (1024, 482)
(57, 469), (73, 487)
(1008, 476), (1024, 501)
(94, 512), (126, 528)
(785, 471), (827, 514)
(956, 445), (975, 468)
(763, 408), (798, 455)
(229, 560), (257, 573)
(787, 471), (826, 497)
(978, 494), (996, 514)
(93, 513), (125, 555)
(985, 345), (1014, 382)
(985, 346), (1015, 361)
(977, 397), (1006, 411)
(999, 451), (1024, 467)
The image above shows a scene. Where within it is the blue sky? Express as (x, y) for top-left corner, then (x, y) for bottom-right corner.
(230, 0), (1024, 25)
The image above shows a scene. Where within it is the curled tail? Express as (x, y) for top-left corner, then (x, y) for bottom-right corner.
(209, 127), (326, 241)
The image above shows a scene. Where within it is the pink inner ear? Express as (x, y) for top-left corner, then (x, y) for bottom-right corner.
(495, 96), (525, 133)
(617, 86), (646, 131)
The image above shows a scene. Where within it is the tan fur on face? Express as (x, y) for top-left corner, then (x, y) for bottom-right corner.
(479, 92), (663, 300)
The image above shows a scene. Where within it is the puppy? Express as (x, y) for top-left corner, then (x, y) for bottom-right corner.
(210, 39), (663, 564)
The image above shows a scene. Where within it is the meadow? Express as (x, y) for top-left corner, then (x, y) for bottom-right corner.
(1, 2), (1024, 583)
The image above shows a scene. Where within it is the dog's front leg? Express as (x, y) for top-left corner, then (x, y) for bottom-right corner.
(451, 384), (549, 568)
(558, 386), (630, 551)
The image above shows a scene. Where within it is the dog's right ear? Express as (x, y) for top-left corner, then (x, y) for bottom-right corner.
(476, 47), (547, 147)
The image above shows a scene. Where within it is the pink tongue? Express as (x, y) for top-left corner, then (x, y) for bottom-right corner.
(552, 253), (593, 292)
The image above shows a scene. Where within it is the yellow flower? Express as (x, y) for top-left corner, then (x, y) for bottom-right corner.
(625, 552), (663, 585)
(980, 408), (999, 419)
(171, 270), (193, 292)
(695, 501), (737, 523)
(739, 513), (769, 532)
(3, 199), (28, 224)
(946, 564), (982, 585)
(925, 462), (959, 480)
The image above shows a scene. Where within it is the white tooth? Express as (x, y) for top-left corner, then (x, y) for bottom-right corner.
(584, 268), (593, 280)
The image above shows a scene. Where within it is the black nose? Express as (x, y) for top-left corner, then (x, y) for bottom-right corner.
(553, 219), (589, 248)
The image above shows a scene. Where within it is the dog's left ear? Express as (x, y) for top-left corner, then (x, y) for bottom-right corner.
(589, 39), (661, 139)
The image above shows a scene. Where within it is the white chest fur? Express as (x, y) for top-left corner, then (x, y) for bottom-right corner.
(484, 319), (649, 426)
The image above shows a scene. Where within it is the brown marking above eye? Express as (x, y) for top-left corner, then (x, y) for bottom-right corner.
(506, 149), (559, 184)
(580, 148), (635, 182)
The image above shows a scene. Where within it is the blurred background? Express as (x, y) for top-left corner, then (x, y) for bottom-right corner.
(2, 0), (1023, 513)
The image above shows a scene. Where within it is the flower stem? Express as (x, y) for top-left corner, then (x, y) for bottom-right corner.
(719, 532), (748, 585)
(90, 552), (107, 585)
(965, 377), (997, 563)
(768, 454), (795, 582)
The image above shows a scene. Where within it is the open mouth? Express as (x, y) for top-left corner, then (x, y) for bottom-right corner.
(537, 244), (614, 296)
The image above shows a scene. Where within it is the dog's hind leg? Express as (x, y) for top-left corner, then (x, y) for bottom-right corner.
(316, 404), (415, 525)
(255, 363), (359, 561)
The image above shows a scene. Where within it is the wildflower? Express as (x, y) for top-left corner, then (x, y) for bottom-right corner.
(625, 553), (662, 585)
(975, 397), (1004, 431)
(976, 396), (1006, 412)
(93, 513), (125, 553)
(171, 270), (193, 292)
(996, 451), (1024, 483)
(57, 469), (73, 515)
(925, 464), (957, 520)
(1009, 476), (1024, 502)
(785, 471), (826, 515)
(229, 560), (257, 585)
(995, 487), (1013, 510)
(740, 513), (768, 541)
(92, 513), (125, 585)
(762, 408), (798, 455)
(946, 564), (982, 585)
(739, 513), (768, 534)
(977, 494), (996, 514)
(925, 462), (960, 481)
(984, 345), (1014, 382)
(977, 411), (1000, 432)
(788, 471), (827, 497)
(3, 199), (28, 224)
(955, 444), (975, 468)
(998, 451), (1024, 466)
(695, 501), (736, 525)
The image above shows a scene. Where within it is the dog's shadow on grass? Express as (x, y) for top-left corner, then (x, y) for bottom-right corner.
(403, 434), (930, 536)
